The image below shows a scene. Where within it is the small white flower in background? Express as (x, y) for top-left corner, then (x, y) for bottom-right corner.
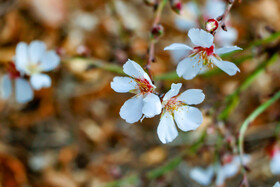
(269, 145), (280, 175)
(1, 63), (33, 103)
(215, 27), (238, 47)
(174, 0), (237, 49)
(204, 0), (226, 19)
(189, 155), (251, 186)
(15, 40), (60, 90)
(189, 166), (214, 186)
(165, 28), (242, 80)
(274, 182), (280, 187)
(157, 83), (204, 144)
(174, 2), (198, 31)
(215, 155), (250, 186)
(111, 59), (161, 124)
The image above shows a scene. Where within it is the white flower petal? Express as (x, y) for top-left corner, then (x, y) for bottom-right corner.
(163, 83), (182, 101)
(120, 95), (143, 123)
(233, 155), (250, 166)
(111, 77), (138, 93)
(30, 74), (52, 90)
(215, 46), (242, 55)
(40, 51), (60, 71)
(188, 28), (214, 48)
(215, 27), (238, 46)
(175, 18), (197, 31)
(1, 74), (12, 99)
(164, 43), (193, 51)
(176, 56), (201, 80)
(174, 2), (198, 31)
(165, 44), (193, 64)
(142, 93), (162, 118)
(205, 0), (226, 18)
(189, 166), (214, 186)
(170, 49), (190, 64)
(157, 112), (178, 144)
(174, 106), (203, 132)
(123, 59), (152, 85)
(215, 165), (227, 186)
(273, 182), (280, 187)
(221, 161), (239, 178)
(270, 153), (280, 175)
(177, 89), (205, 105)
(211, 57), (240, 76)
(28, 40), (46, 63)
(15, 42), (29, 72)
(15, 78), (34, 103)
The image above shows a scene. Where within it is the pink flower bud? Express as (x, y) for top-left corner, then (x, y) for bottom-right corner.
(150, 24), (164, 39)
(169, 0), (182, 14)
(205, 19), (219, 33)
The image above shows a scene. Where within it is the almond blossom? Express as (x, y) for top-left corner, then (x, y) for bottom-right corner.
(269, 145), (280, 175)
(189, 155), (250, 186)
(157, 83), (204, 144)
(274, 182), (280, 187)
(174, 0), (238, 47)
(15, 40), (60, 90)
(111, 59), (161, 124)
(1, 62), (33, 103)
(189, 166), (214, 186)
(165, 28), (242, 80)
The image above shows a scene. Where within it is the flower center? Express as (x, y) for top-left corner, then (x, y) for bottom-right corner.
(6, 62), (20, 79)
(193, 45), (214, 57)
(163, 97), (182, 112)
(26, 63), (41, 75)
(135, 78), (154, 94)
(190, 45), (217, 68)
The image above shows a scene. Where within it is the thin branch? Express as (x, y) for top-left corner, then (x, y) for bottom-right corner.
(146, 0), (168, 81)
(216, 0), (237, 32)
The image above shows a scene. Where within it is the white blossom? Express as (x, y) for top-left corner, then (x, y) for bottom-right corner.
(174, 0), (238, 47)
(15, 40), (60, 90)
(157, 83), (204, 144)
(189, 166), (214, 186)
(270, 149), (280, 175)
(215, 155), (250, 186)
(273, 182), (280, 187)
(111, 59), (161, 124)
(189, 155), (250, 186)
(1, 63), (33, 103)
(165, 28), (242, 80)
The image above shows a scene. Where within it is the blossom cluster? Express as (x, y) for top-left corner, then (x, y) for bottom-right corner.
(189, 155), (250, 186)
(1, 41), (60, 103)
(111, 27), (242, 144)
(175, 0), (238, 47)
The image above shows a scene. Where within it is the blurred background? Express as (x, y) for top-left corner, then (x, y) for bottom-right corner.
(0, 0), (280, 186)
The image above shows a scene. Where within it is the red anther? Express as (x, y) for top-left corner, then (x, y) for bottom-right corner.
(193, 45), (214, 56)
(135, 78), (154, 93)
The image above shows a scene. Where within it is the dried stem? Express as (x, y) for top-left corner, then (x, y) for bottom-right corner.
(216, 0), (236, 32)
(146, 0), (168, 80)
